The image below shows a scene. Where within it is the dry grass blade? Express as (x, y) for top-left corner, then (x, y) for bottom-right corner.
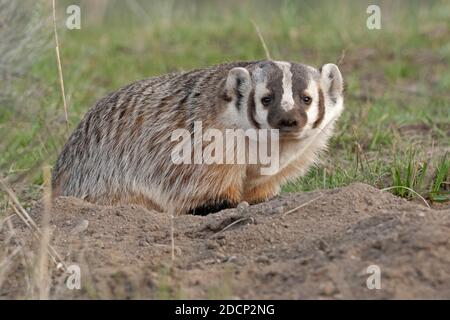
(0, 246), (21, 289)
(52, 0), (69, 131)
(210, 217), (254, 239)
(251, 19), (272, 60)
(0, 177), (67, 270)
(381, 186), (430, 208)
(336, 49), (346, 66)
(0, 215), (22, 290)
(282, 194), (324, 217)
(33, 166), (52, 299)
(0, 178), (39, 231)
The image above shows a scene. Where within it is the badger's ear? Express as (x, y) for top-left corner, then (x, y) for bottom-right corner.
(224, 67), (252, 104)
(320, 63), (343, 102)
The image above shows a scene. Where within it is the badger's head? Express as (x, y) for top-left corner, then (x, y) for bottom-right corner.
(223, 60), (344, 139)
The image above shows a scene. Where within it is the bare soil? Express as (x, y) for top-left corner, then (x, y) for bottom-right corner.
(1, 183), (449, 299)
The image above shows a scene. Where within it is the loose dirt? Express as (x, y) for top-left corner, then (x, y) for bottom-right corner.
(1, 183), (449, 299)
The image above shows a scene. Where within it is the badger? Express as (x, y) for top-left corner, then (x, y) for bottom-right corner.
(52, 60), (344, 214)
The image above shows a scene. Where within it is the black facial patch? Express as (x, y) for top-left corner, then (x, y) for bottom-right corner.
(255, 61), (284, 129)
(290, 63), (311, 105)
(235, 77), (244, 111)
(313, 88), (325, 128)
(246, 61), (283, 129)
(247, 89), (260, 129)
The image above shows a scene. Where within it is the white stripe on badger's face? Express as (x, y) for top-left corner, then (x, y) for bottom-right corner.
(303, 79), (320, 131)
(274, 61), (295, 112)
(253, 81), (271, 129)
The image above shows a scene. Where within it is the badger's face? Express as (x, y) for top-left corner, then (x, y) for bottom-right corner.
(224, 60), (344, 139)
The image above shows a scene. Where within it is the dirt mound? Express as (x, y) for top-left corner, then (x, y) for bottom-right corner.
(1, 183), (449, 299)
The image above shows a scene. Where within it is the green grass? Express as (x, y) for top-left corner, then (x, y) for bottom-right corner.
(390, 151), (448, 202)
(429, 153), (450, 202)
(1, 0), (449, 209)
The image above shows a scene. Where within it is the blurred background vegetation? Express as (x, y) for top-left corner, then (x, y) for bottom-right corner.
(0, 0), (449, 209)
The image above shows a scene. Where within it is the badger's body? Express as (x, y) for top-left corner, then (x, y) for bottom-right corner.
(52, 60), (344, 214)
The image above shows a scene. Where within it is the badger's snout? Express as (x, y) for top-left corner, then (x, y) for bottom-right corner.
(270, 109), (306, 133)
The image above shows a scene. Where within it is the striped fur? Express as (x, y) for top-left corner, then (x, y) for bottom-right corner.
(52, 60), (344, 214)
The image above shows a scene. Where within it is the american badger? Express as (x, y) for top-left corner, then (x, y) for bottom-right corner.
(52, 60), (344, 214)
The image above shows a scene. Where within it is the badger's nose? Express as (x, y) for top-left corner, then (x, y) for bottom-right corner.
(269, 110), (306, 133)
(277, 116), (300, 132)
(278, 118), (299, 130)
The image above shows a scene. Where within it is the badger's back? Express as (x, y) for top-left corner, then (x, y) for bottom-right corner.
(52, 61), (256, 211)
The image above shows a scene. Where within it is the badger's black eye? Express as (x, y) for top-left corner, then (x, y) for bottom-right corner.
(261, 95), (273, 107)
(301, 95), (312, 105)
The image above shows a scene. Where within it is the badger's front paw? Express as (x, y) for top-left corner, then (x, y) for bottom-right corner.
(242, 183), (279, 204)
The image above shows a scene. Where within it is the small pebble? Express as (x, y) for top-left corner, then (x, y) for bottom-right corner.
(272, 206), (285, 215)
(206, 240), (219, 250)
(236, 201), (250, 214)
(320, 281), (337, 296)
(256, 256), (270, 264)
(70, 219), (89, 235)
